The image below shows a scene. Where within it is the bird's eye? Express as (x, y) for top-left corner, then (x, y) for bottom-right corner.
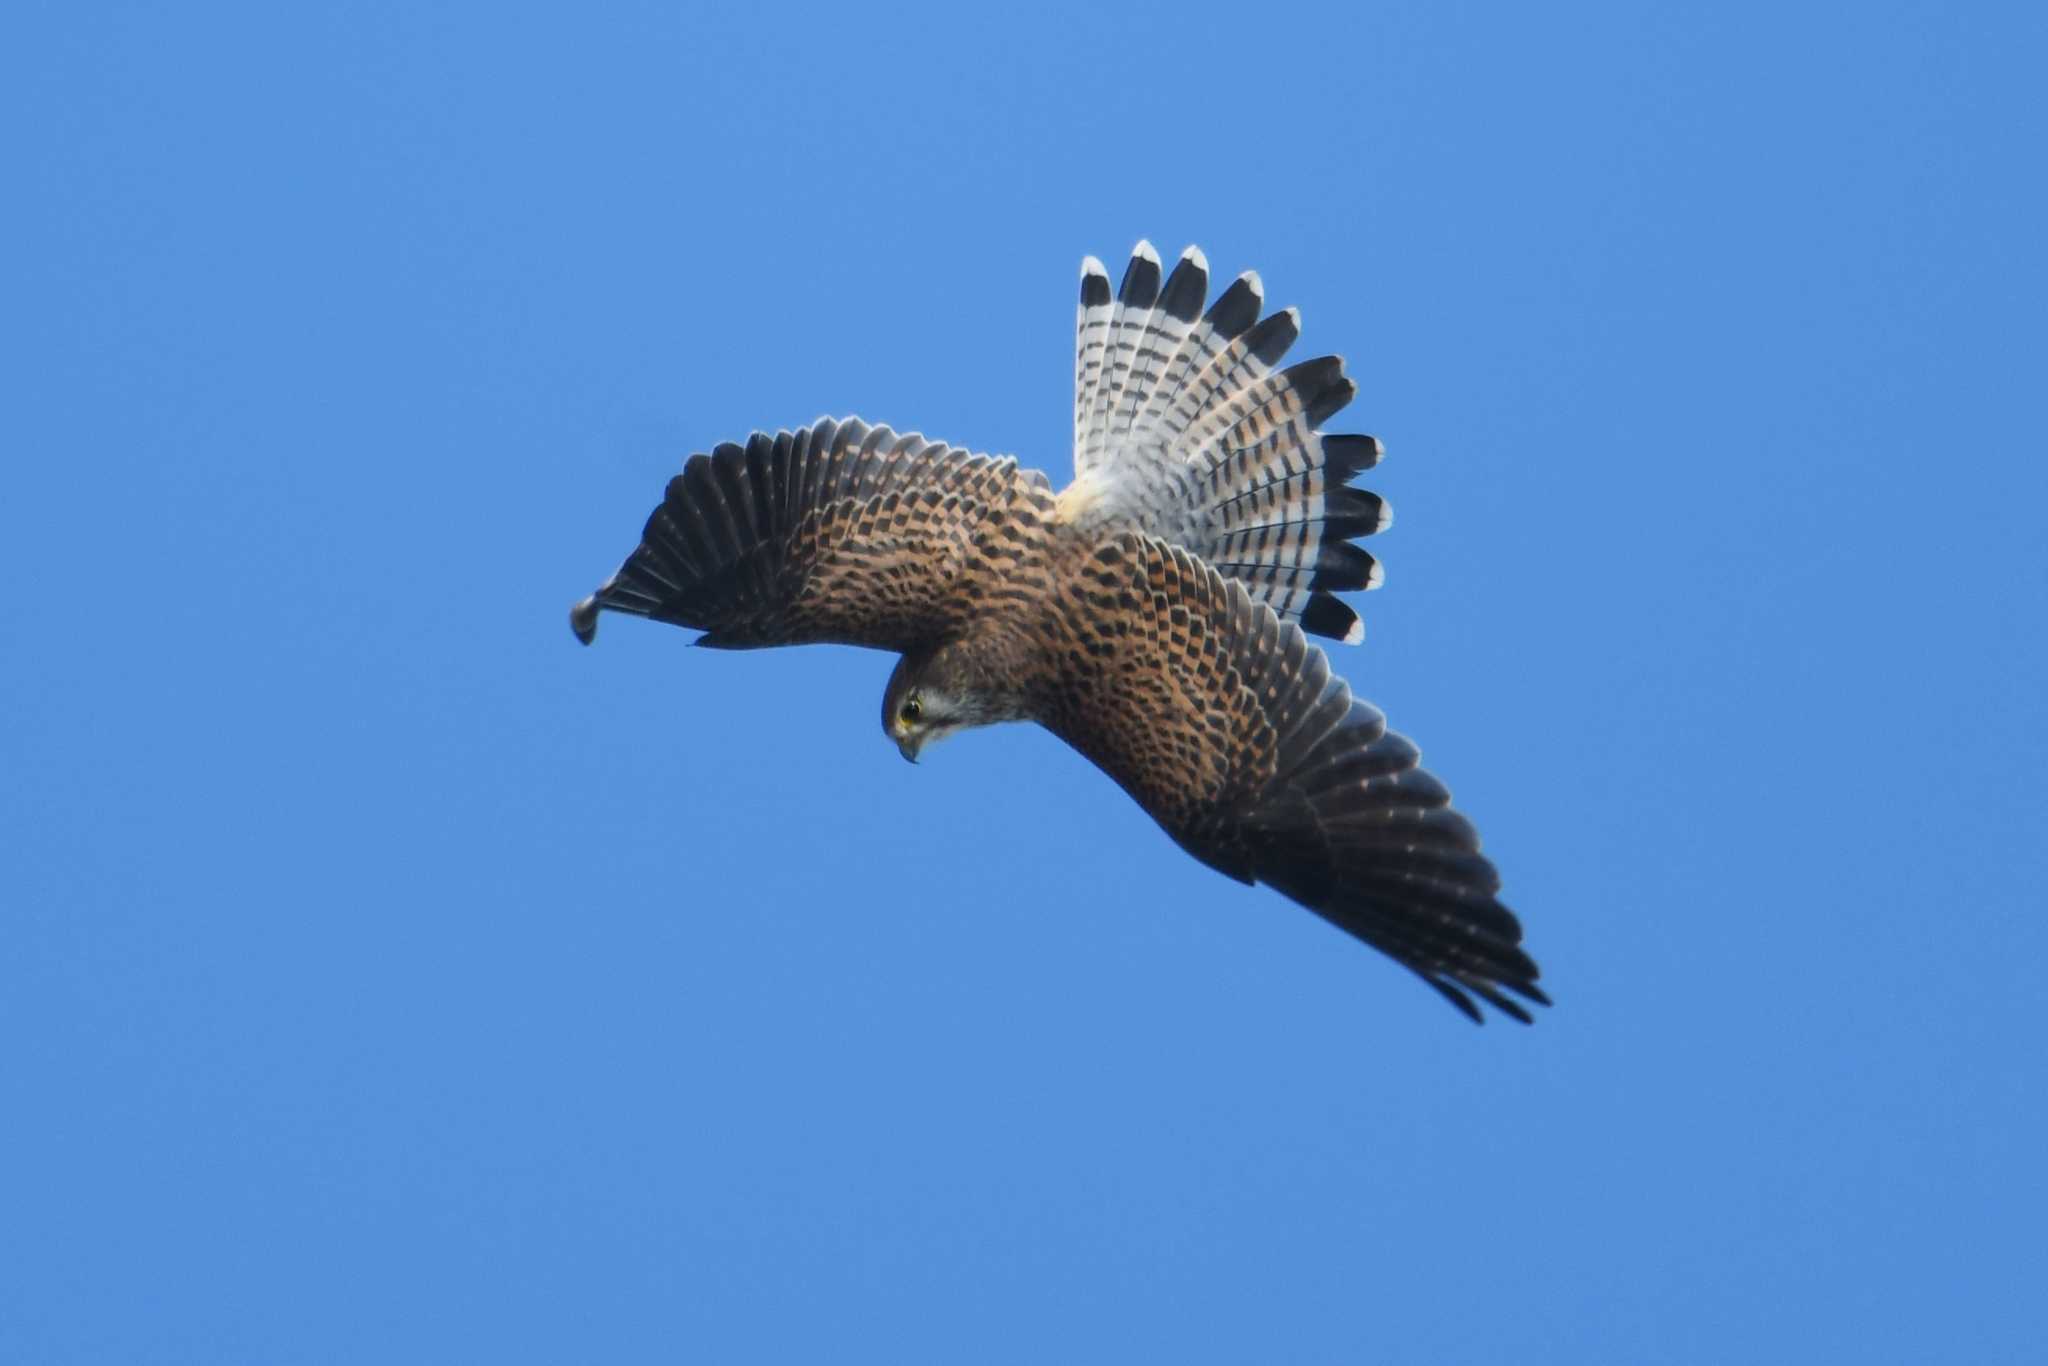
(901, 697), (922, 724)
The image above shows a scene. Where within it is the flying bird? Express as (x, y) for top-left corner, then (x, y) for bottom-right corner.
(572, 243), (1546, 1022)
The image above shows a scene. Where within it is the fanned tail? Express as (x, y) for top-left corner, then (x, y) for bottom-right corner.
(1068, 243), (1390, 644)
(1184, 358), (1388, 643)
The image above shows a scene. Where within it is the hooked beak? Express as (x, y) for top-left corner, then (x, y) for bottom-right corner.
(896, 734), (921, 764)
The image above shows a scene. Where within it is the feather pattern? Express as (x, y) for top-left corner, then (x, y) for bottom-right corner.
(1039, 537), (1543, 1021)
(571, 244), (1542, 1024)
(572, 416), (1053, 653)
(1066, 245), (1388, 643)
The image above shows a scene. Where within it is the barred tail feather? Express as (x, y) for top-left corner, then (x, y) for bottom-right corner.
(1183, 356), (1389, 641)
(1073, 258), (1114, 461)
(1076, 241), (1163, 475)
(1068, 245), (1392, 645)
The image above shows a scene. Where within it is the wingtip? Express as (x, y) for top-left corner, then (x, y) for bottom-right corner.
(1180, 243), (1208, 272)
(1342, 617), (1365, 645)
(1080, 255), (1108, 279)
(1130, 238), (1161, 265)
(570, 595), (600, 645)
(1240, 268), (1264, 298)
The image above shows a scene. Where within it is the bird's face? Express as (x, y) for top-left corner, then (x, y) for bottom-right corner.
(884, 685), (970, 763)
(882, 641), (1016, 763)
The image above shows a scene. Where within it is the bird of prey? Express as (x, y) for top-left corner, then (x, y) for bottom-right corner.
(572, 243), (1546, 1022)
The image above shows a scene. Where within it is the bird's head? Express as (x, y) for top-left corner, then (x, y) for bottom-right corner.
(881, 643), (1004, 764)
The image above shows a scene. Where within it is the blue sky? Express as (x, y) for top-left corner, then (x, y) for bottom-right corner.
(5, 2), (2045, 1361)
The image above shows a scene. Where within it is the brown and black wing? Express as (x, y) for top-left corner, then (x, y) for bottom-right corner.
(1039, 534), (1544, 1023)
(572, 416), (1053, 652)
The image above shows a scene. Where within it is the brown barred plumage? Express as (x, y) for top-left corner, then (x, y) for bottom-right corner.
(573, 245), (1544, 1023)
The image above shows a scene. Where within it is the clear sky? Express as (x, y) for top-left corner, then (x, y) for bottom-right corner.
(6, 3), (2045, 1361)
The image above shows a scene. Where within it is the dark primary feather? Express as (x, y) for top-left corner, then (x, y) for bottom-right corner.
(572, 416), (1051, 653)
(1040, 536), (1543, 1021)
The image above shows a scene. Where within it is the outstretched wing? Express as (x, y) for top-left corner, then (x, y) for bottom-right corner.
(572, 416), (1054, 652)
(1070, 243), (1391, 645)
(1038, 534), (1544, 1022)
